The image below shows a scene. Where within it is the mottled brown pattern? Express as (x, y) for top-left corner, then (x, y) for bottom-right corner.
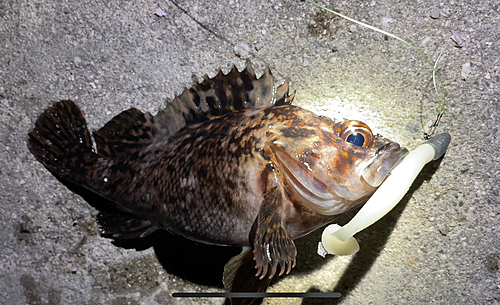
(88, 105), (346, 245)
(27, 63), (407, 298)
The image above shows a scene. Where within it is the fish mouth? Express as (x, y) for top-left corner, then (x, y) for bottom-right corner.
(361, 142), (409, 187)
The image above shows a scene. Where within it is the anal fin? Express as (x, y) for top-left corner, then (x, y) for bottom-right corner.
(98, 210), (158, 239)
(223, 247), (271, 305)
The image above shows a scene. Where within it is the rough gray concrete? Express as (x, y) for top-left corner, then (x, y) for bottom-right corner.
(1, 0), (499, 304)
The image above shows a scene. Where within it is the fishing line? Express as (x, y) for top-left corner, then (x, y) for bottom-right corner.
(305, 0), (450, 139)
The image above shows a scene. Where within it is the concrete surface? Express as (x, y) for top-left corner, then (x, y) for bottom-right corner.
(1, 0), (499, 304)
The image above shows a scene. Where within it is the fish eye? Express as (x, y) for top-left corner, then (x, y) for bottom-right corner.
(338, 121), (374, 148)
(346, 133), (365, 147)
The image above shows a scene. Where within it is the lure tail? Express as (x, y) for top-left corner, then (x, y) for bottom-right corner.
(28, 100), (97, 185)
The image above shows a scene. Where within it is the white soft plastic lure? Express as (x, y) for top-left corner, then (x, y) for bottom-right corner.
(319, 133), (451, 256)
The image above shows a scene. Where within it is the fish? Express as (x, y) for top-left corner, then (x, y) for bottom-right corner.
(27, 62), (408, 304)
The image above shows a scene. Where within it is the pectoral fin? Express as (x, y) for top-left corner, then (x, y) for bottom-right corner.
(222, 186), (297, 304)
(252, 186), (297, 280)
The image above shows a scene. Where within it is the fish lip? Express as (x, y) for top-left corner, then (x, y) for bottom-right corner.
(386, 146), (409, 174)
(381, 142), (409, 174)
(379, 142), (408, 159)
(362, 142), (409, 187)
(375, 142), (392, 155)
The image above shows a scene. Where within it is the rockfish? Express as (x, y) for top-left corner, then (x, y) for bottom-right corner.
(28, 62), (408, 304)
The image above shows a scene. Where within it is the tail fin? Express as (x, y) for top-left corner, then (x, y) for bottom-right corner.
(28, 100), (96, 184)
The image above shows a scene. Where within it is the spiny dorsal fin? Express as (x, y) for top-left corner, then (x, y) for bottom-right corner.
(155, 61), (295, 133)
(93, 61), (295, 158)
(275, 77), (295, 106)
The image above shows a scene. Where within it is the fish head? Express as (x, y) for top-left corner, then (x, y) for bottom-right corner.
(272, 119), (408, 215)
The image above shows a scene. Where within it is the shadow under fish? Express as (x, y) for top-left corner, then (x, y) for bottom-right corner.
(27, 62), (408, 305)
